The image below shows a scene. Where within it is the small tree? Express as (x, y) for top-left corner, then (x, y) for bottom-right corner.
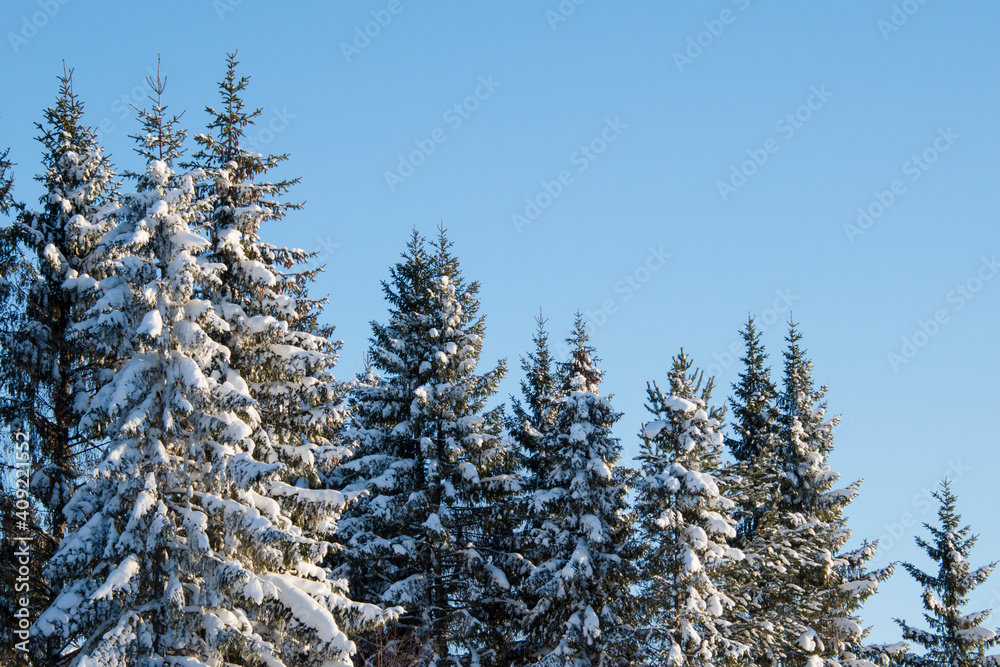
(895, 481), (997, 667)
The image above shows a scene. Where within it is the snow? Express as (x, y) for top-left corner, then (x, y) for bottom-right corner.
(643, 420), (668, 439)
(580, 514), (604, 542)
(422, 512), (444, 533)
(91, 554), (141, 600)
(661, 395), (698, 413)
(957, 627), (997, 642)
(240, 260), (278, 286)
(136, 309), (162, 337)
(485, 563), (511, 589)
(263, 573), (351, 649)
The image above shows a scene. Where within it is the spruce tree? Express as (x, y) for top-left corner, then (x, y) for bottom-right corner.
(509, 311), (559, 493)
(0, 70), (118, 666)
(725, 315), (779, 549)
(35, 73), (391, 667)
(518, 314), (637, 667)
(503, 313), (561, 664)
(768, 320), (893, 667)
(0, 66), (118, 544)
(720, 317), (785, 665)
(895, 482), (997, 667)
(332, 228), (515, 666)
(723, 321), (892, 667)
(189, 52), (348, 491)
(634, 350), (747, 666)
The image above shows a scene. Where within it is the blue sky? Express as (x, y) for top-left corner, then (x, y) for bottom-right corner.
(3, 0), (998, 645)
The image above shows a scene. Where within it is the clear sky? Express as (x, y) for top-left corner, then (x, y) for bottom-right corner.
(2, 0), (998, 646)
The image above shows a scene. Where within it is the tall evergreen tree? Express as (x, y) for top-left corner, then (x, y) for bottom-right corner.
(503, 313), (561, 664)
(725, 316), (780, 550)
(189, 52), (347, 489)
(727, 316), (778, 468)
(518, 315), (637, 667)
(0, 70), (118, 667)
(332, 228), (515, 666)
(0, 66), (118, 544)
(766, 320), (893, 667)
(634, 350), (747, 667)
(895, 482), (997, 667)
(35, 73), (392, 667)
(720, 317), (786, 665)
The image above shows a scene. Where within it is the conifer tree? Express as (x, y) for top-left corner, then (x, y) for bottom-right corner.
(723, 321), (892, 667)
(0, 66), (118, 545)
(35, 73), (392, 667)
(719, 317), (785, 665)
(518, 315), (637, 667)
(725, 315), (779, 549)
(895, 482), (997, 667)
(503, 313), (561, 663)
(634, 350), (747, 667)
(509, 312), (559, 492)
(768, 320), (893, 667)
(332, 228), (515, 666)
(189, 52), (347, 495)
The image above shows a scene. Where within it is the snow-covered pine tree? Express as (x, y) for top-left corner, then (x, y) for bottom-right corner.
(332, 227), (516, 666)
(518, 314), (638, 667)
(634, 349), (747, 667)
(502, 313), (562, 663)
(0, 66), (118, 544)
(775, 320), (893, 667)
(895, 481), (997, 667)
(35, 74), (392, 667)
(188, 52), (349, 503)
